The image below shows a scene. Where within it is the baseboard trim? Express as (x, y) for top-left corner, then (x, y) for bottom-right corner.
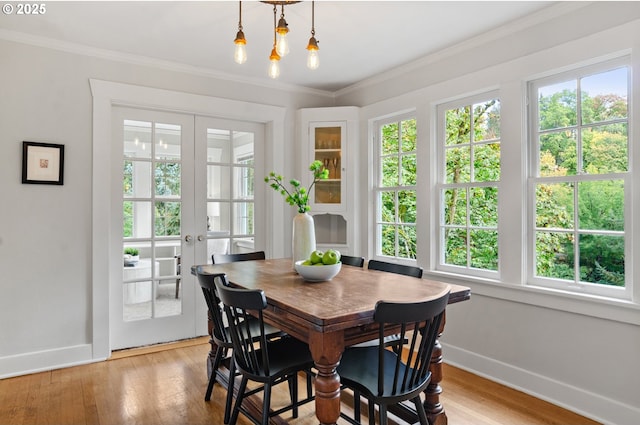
(0, 344), (101, 379)
(442, 342), (639, 425)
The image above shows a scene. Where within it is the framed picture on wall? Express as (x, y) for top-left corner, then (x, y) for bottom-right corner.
(22, 141), (65, 185)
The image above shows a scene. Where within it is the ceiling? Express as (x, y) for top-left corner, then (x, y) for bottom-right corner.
(0, 1), (565, 92)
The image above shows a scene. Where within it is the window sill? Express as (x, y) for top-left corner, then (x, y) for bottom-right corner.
(424, 270), (640, 326)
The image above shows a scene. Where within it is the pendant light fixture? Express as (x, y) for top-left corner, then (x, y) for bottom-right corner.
(233, 1), (247, 64)
(232, 1), (319, 78)
(268, 4), (281, 79)
(306, 1), (319, 70)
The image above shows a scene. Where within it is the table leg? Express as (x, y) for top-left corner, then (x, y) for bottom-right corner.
(424, 312), (447, 425)
(308, 330), (344, 425)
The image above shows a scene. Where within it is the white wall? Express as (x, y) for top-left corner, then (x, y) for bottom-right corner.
(0, 38), (330, 373)
(340, 3), (640, 425)
(1, 3), (640, 425)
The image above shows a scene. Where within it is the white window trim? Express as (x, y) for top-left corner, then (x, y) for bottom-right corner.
(435, 90), (502, 281)
(526, 57), (632, 301)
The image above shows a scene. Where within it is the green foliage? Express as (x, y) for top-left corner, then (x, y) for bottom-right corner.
(265, 160), (329, 213)
(124, 247), (139, 256)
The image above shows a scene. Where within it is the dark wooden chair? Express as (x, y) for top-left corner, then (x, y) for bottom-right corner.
(212, 251), (266, 264)
(367, 259), (423, 278)
(337, 291), (450, 425)
(215, 278), (315, 425)
(340, 254), (365, 268)
(194, 267), (284, 424)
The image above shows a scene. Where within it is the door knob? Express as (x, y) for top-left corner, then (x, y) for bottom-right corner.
(184, 235), (193, 243)
(197, 235), (204, 242)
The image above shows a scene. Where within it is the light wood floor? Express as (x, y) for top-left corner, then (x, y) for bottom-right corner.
(0, 338), (600, 425)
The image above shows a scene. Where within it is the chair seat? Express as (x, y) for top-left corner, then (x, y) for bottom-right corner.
(338, 346), (430, 403)
(242, 337), (313, 380)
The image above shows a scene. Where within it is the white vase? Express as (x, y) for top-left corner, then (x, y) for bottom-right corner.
(292, 212), (316, 269)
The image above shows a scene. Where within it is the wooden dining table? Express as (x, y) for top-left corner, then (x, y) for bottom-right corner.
(192, 258), (470, 425)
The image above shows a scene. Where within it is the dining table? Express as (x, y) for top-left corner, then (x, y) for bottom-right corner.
(191, 258), (471, 425)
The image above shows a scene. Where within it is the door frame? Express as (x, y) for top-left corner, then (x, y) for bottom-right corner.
(90, 79), (287, 360)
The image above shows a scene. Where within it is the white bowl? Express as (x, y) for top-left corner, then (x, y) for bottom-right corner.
(295, 260), (342, 282)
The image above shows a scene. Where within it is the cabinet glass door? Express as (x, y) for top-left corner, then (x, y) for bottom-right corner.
(312, 123), (345, 210)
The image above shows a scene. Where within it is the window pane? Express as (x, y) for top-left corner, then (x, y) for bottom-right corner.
(124, 120), (152, 159)
(579, 234), (624, 286)
(381, 156), (399, 187)
(380, 191), (395, 223)
(207, 129), (230, 162)
(232, 131), (254, 164)
(444, 228), (467, 267)
(398, 225), (417, 259)
(207, 201), (229, 233)
(474, 143), (500, 181)
(578, 180), (624, 231)
(535, 231), (574, 280)
(538, 80), (577, 131)
(233, 165), (254, 199)
(446, 146), (470, 183)
(474, 100), (500, 141)
(539, 131), (577, 176)
(536, 183), (574, 229)
(581, 124), (628, 174)
(401, 119), (417, 152)
(443, 188), (466, 226)
(207, 165), (230, 199)
(446, 106), (470, 145)
(233, 202), (254, 235)
(380, 224), (396, 256)
(155, 201), (181, 237)
(155, 280), (182, 317)
(470, 187), (498, 227)
(381, 122), (398, 155)
(124, 201), (152, 239)
(470, 230), (498, 270)
(155, 123), (181, 161)
(124, 161), (152, 198)
(581, 67), (628, 125)
(155, 163), (181, 197)
(401, 154), (417, 185)
(398, 190), (416, 224)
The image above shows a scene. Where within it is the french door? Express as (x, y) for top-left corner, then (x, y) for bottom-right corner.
(111, 107), (263, 350)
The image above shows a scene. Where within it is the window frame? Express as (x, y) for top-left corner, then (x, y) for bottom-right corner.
(526, 56), (632, 300)
(435, 90), (502, 280)
(373, 112), (419, 263)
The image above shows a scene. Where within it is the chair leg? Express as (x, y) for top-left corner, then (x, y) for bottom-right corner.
(223, 355), (236, 424)
(229, 376), (248, 425)
(262, 383), (272, 425)
(379, 404), (388, 425)
(290, 374), (299, 418)
(205, 346), (225, 401)
(353, 390), (361, 423)
(368, 399), (376, 425)
(306, 370), (313, 398)
(413, 396), (429, 425)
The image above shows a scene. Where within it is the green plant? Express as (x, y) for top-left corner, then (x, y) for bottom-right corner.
(124, 247), (139, 256)
(265, 160), (329, 213)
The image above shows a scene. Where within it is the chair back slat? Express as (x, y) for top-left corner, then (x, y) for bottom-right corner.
(340, 255), (365, 268)
(194, 268), (230, 345)
(367, 259), (423, 278)
(372, 291), (449, 397)
(215, 279), (272, 377)
(212, 251), (266, 264)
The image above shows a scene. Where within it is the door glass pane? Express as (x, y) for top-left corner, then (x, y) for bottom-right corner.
(207, 129), (230, 162)
(207, 165), (230, 198)
(123, 119), (183, 323)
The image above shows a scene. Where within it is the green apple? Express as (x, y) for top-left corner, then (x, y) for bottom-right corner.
(309, 250), (324, 264)
(323, 249), (339, 265)
(302, 260), (313, 266)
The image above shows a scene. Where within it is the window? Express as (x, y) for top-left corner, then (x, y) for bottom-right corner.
(437, 94), (501, 277)
(374, 116), (417, 260)
(529, 59), (629, 298)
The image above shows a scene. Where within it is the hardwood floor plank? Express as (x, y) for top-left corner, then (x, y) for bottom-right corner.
(0, 339), (600, 425)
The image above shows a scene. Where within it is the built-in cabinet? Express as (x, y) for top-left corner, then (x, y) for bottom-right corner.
(297, 106), (359, 256)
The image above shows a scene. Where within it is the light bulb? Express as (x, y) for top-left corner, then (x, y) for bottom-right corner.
(268, 59), (280, 79)
(307, 49), (319, 70)
(234, 42), (247, 64)
(276, 33), (289, 57)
